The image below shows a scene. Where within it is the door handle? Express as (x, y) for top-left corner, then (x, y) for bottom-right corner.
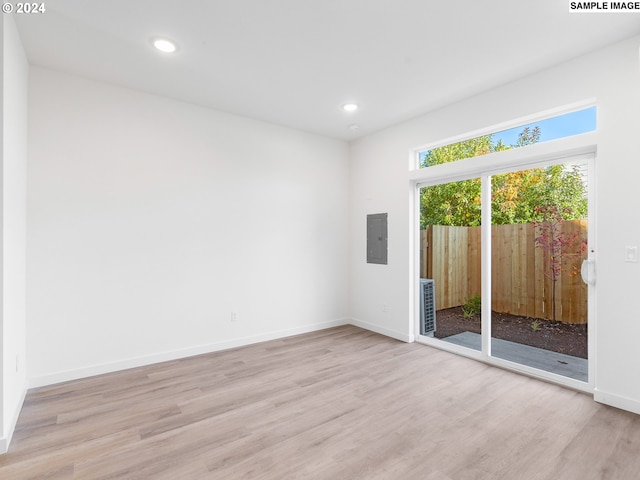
(581, 259), (595, 285)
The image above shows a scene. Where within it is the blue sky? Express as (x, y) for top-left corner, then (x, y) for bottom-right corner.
(419, 106), (596, 163)
(492, 106), (596, 146)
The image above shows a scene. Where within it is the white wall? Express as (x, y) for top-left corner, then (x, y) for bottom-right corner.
(349, 36), (640, 413)
(1, 16), (28, 452)
(19, 25), (640, 427)
(27, 67), (349, 386)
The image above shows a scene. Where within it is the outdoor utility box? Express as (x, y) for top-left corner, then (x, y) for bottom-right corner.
(367, 213), (388, 265)
(420, 279), (436, 336)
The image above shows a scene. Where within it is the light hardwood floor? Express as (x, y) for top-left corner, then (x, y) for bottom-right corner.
(2, 325), (640, 479)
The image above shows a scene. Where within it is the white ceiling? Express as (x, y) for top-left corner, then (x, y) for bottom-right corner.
(14, 1), (640, 140)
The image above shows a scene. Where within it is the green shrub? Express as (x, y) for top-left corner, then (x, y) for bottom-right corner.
(462, 294), (482, 318)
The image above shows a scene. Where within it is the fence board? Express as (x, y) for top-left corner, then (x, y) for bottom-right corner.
(468, 226), (482, 302)
(420, 220), (587, 324)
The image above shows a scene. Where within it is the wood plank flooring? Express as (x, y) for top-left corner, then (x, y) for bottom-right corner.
(2, 325), (640, 479)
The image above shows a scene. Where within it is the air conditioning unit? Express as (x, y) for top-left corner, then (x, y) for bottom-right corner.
(420, 279), (436, 336)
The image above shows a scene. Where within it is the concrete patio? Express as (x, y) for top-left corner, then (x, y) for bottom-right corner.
(442, 331), (588, 382)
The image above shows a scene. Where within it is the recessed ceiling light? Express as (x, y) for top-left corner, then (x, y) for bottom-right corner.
(153, 38), (178, 53)
(342, 103), (359, 112)
(348, 124), (360, 131)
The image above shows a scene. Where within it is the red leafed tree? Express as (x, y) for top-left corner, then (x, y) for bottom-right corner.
(533, 205), (586, 321)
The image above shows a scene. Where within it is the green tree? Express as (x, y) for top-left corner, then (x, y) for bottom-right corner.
(421, 177), (482, 228)
(514, 126), (541, 147)
(420, 127), (587, 228)
(419, 134), (494, 228)
(490, 164), (587, 225)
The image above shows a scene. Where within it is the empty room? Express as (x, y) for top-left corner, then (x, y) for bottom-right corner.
(2, 1), (640, 478)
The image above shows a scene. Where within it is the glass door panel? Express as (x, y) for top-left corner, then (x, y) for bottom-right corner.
(489, 162), (588, 381)
(419, 179), (482, 351)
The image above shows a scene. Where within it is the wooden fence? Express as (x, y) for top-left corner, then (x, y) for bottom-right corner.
(420, 220), (588, 324)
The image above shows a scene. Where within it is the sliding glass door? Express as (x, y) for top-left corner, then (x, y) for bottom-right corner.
(417, 156), (593, 386)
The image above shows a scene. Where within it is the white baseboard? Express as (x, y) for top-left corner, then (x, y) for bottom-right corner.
(0, 384), (28, 454)
(594, 388), (640, 415)
(29, 319), (349, 389)
(348, 318), (414, 343)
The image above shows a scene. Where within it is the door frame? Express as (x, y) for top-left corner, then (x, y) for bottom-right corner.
(410, 134), (597, 393)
